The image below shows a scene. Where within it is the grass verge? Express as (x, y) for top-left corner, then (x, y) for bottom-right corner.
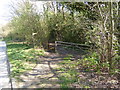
(7, 42), (44, 78)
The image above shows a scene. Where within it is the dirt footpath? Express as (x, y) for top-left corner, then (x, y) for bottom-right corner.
(13, 49), (120, 88)
(15, 52), (65, 88)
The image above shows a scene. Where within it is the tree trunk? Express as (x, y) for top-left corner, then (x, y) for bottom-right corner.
(108, 1), (113, 71)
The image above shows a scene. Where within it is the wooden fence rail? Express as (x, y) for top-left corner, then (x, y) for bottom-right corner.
(55, 41), (91, 52)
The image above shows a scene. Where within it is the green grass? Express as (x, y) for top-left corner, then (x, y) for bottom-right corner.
(7, 42), (44, 77)
(57, 55), (78, 88)
(57, 54), (95, 88)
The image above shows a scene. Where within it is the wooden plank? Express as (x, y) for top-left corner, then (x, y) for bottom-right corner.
(55, 41), (91, 48)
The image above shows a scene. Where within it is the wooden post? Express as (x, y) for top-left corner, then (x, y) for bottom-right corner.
(55, 41), (57, 53)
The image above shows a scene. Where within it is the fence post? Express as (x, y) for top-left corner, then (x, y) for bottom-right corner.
(55, 41), (57, 53)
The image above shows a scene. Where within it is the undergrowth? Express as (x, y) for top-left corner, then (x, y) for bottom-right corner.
(57, 52), (120, 88)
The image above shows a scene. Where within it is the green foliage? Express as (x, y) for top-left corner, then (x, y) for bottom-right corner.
(47, 11), (89, 43)
(58, 57), (78, 88)
(78, 52), (119, 73)
(60, 2), (98, 21)
(57, 51), (119, 88)
(83, 86), (90, 88)
(10, 1), (49, 47)
(78, 52), (99, 72)
(7, 42), (44, 77)
(6, 1), (120, 75)
(8, 1), (91, 46)
(63, 54), (73, 60)
(112, 55), (120, 74)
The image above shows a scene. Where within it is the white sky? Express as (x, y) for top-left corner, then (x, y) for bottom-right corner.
(0, 0), (12, 25)
(0, 0), (45, 26)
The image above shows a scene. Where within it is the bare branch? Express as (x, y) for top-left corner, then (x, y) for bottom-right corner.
(97, 3), (104, 20)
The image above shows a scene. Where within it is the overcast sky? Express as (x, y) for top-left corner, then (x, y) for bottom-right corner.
(0, 0), (45, 26)
(0, 0), (12, 25)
